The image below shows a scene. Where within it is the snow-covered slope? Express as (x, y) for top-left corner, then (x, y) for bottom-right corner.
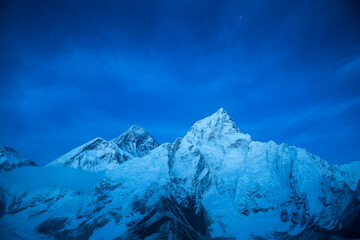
(0, 108), (359, 240)
(168, 109), (360, 238)
(0, 146), (37, 172)
(49, 137), (128, 172)
(49, 126), (159, 171)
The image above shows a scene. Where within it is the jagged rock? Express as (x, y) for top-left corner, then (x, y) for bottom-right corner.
(36, 217), (68, 235)
(0, 146), (37, 172)
(117, 196), (210, 240)
(111, 125), (159, 157)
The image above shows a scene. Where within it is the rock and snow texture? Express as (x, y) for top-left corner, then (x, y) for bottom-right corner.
(0, 108), (359, 240)
(0, 146), (37, 172)
(110, 125), (160, 157)
(49, 137), (128, 172)
(49, 125), (159, 171)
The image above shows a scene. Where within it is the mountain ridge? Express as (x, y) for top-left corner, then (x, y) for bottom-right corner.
(0, 146), (37, 172)
(49, 125), (160, 171)
(0, 108), (359, 239)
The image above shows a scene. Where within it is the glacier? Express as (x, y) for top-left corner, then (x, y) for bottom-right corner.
(0, 108), (359, 240)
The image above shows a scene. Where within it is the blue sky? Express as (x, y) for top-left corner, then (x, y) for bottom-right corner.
(1, 0), (360, 165)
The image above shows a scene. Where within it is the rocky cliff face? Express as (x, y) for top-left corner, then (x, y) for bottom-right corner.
(0, 109), (359, 239)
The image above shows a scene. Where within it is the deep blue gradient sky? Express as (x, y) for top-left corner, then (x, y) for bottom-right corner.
(1, 0), (360, 166)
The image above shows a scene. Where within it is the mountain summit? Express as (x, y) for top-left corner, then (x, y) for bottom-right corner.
(49, 137), (125, 171)
(0, 109), (359, 239)
(49, 125), (159, 171)
(184, 108), (251, 147)
(110, 125), (159, 157)
(0, 146), (37, 172)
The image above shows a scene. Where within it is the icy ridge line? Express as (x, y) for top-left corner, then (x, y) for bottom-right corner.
(0, 108), (360, 240)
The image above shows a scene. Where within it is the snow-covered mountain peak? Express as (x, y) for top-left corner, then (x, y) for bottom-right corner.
(189, 108), (239, 134)
(49, 137), (127, 172)
(49, 126), (159, 171)
(205, 107), (233, 123)
(0, 146), (19, 164)
(2, 111), (360, 239)
(110, 125), (159, 157)
(214, 107), (230, 117)
(126, 125), (147, 134)
(183, 108), (251, 147)
(83, 137), (107, 149)
(0, 146), (26, 165)
(0, 146), (37, 172)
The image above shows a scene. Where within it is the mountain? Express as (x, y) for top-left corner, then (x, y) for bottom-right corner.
(0, 146), (37, 172)
(49, 137), (129, 172)
(0, 108), (359, 240)
(49, 125), (159, 171)
(110, 125), (160, 158)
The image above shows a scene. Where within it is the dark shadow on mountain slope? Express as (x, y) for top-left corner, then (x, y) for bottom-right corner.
(116, 196), (212, 240)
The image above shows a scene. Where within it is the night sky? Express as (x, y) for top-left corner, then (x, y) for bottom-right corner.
(1, 0), (360, 166)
